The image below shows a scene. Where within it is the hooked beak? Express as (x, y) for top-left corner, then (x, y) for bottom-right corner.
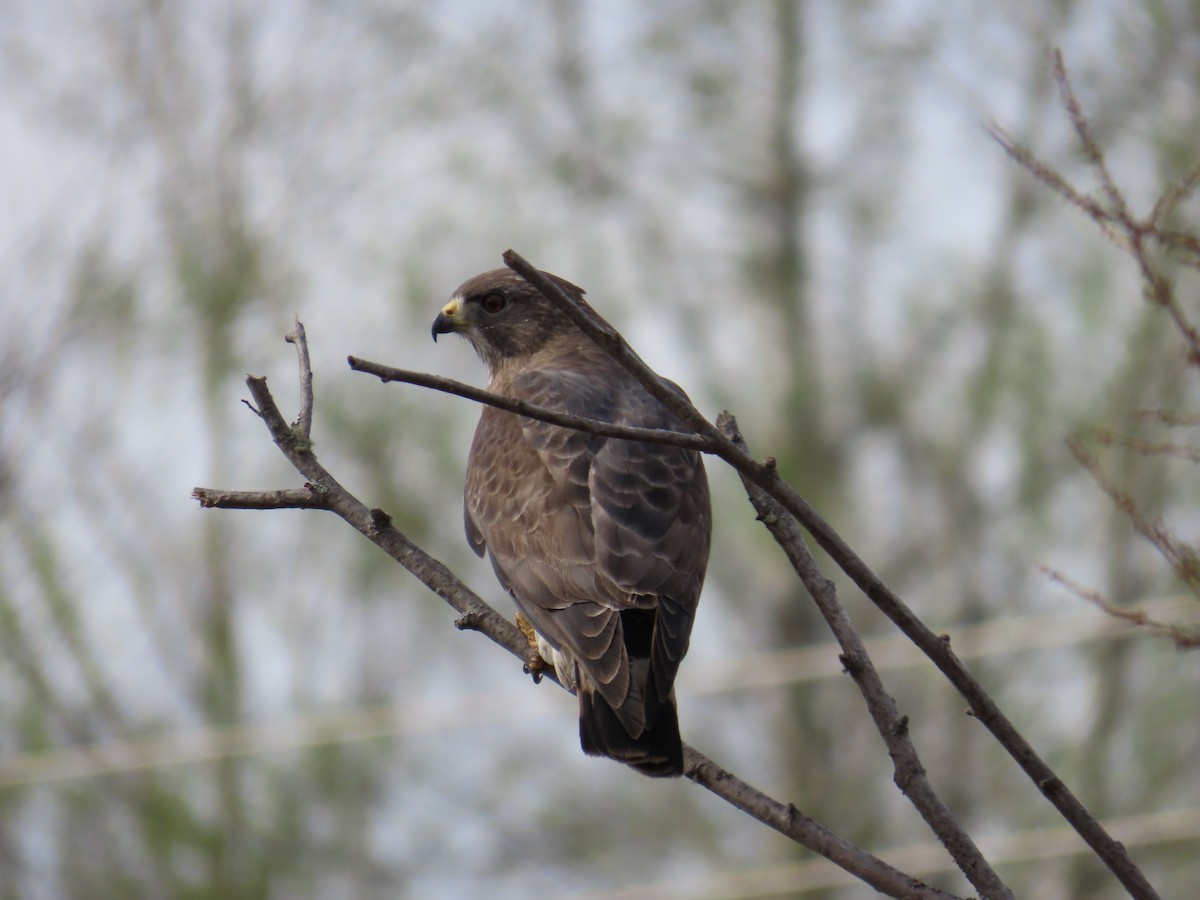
(431, 297), (462, 342)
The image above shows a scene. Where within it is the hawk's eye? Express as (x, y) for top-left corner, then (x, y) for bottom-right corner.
(478, 292), (508, 315)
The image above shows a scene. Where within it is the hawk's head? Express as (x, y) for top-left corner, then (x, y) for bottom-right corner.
(431, 268), (591, 370)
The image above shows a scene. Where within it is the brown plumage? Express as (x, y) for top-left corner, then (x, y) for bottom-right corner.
(432, 267), (711, 777)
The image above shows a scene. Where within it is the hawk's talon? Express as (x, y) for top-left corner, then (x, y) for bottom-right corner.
(523, 657), (545, 684)
(516, 612), (547, 683)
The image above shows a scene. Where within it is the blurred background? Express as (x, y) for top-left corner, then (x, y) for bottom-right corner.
(2, 2), (1199, 897)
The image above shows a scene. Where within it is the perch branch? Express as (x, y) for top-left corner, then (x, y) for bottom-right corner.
(684, 747), (959, 898)
(195, 322), (955, 900)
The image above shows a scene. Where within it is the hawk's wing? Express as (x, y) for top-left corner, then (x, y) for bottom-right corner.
(464, 363), (710, 735)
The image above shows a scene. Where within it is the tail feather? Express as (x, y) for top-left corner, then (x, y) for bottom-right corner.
(578, 685), (683, 778)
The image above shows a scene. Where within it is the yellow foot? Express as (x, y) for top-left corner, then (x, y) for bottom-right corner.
(515, 612), (547, 683)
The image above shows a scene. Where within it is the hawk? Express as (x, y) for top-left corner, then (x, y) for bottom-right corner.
(432, 267), (711, 777)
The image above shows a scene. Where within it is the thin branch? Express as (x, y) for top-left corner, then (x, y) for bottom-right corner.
(1149, 157), (1200, 228)
(993, 49), (1200, 367)
(243, 370), (538, 662)
(1130, 409), (1200, 427)
(1151, 229), (1200, 266)
(718, 412), (1013, 899)
(1052, 48), (1127, 225)
(1000, 45), (1200, 647)
(1041, 568), (1200, 650)
(196, 322), (953, 899)
(986, 122), (1122, 243)
(285, 317), (314, 439)
(200, 331), (534, 667)
(192, 487), (329, 510)
(735, 433), (1159, 899)
(1094, 429), (1200, 464)
(1068, 438), (1200, 599)
(348, 356), (714, 452)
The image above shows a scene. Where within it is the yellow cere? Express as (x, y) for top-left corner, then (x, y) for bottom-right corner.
(441, 297), (461, 317)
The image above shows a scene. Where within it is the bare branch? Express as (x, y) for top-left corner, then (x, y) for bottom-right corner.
(191, 487), (329, 510)
(1152, 228), (1200, 266)
(347, 356), (714, 452)
(718, 412), (1014, 900)
(986, 121), (1122, 244)
(995, 49), (1200, 367)
(198, 320), (954, 899)
(1051, 49), (1128, 225)
(285, 317), (314, 438)
(1149, 157), (1200, 228)
(1130, 409), (1200, 427)
(199, 327), (534, 667)
(684, 748), (961, 899)
(1069, 438), (1200, 600)
(1042, 568), (1200, 650)
(749, 429), (1160, 898)
(1094, 429), (1200, 464)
